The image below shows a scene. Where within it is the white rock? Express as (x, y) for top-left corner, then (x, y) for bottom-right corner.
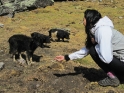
(0, 62), (4, 70)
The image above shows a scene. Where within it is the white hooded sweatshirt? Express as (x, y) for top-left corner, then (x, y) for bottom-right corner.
(68, 16), (124, 64)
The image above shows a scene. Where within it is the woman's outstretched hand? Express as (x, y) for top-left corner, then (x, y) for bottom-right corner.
(54, 55), (65, 62)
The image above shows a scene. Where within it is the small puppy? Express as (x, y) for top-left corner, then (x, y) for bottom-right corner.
(48, 28), (70, 42)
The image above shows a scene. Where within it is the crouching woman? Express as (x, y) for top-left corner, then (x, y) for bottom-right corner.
(55, 9), (124, 87)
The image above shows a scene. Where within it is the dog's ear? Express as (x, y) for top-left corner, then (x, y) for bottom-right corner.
(38, 33), (42, 38)
(31, 32), (40, 38)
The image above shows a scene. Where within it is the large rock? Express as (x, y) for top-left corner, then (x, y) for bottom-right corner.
(0, 0), (54, 18)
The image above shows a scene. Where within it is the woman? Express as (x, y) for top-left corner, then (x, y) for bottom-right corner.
(55, 9), (124, 87)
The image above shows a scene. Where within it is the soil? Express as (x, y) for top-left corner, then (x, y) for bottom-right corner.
(0, 1), (124, 93)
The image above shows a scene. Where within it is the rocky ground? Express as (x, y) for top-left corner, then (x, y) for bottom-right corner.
(0, 0), (124, 93)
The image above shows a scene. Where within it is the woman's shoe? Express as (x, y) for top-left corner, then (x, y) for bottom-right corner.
(98, 76), (120, 87)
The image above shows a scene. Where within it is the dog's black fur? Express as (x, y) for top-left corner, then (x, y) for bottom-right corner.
(8, 32), (51, 65)
(31, 32), (51, 48)
(48, 28), (70, 42)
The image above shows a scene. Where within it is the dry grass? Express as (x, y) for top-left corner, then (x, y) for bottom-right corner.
(0, 0), (124, 69)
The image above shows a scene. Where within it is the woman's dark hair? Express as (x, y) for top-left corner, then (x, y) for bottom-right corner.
(84, 9), (102, 49)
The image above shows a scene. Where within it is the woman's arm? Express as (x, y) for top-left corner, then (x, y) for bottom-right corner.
(68, 47), (89, 60)
(55, 47), (89, 62)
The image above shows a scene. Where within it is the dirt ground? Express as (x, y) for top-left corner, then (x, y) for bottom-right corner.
(0, 1), (124, 93)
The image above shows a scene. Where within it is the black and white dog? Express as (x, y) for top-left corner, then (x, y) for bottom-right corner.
(8, 32), (51, 65)
(48, 28), (70, 42)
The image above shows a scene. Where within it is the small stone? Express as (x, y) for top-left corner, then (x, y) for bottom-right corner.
(0, 23), (4, 28)
(0, 62), (5, 70)
(118, 16), (123, 19)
